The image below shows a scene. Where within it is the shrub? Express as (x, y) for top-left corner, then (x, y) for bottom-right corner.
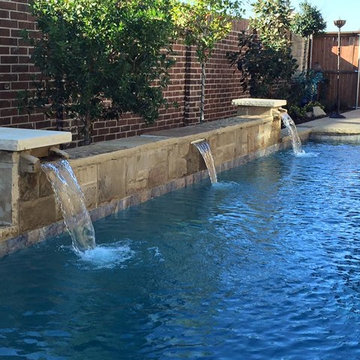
(19, 0), (176, 144)
(227, 31), (298, 98)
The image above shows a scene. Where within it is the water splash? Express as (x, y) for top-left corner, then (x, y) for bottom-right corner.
(192, 139), (218, 184)
(78, 242), (134, 270)
(281, 113), (305, 156)
(42, 159), (96, 253)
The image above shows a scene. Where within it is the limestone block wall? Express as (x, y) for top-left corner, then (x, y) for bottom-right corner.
(0, 111), (282, 256)
(71, 118), (279, 211)
(0, 151), (19, 226)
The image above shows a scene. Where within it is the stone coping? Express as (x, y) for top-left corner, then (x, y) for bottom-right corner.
(146, 116), (266, 137)
(66, 135), (166, 159)
(232, 98), (287, 108)
(67, 116), (271, 162)
(0, 127), (72, 151)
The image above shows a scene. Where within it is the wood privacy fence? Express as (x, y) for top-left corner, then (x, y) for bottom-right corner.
(312, 32), (360, 110)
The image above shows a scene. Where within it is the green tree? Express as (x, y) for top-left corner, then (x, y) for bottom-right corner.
(227, 31), (297, 98)
(19, 0), (176, 144)
(291, 1), (326, 70)
(291, 1), (326, 38)
(173, 0), (243, 122)
(233, 0), (296, 99)
(250, 0), (292, 51)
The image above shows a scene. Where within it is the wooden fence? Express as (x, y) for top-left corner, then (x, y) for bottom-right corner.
(312, 32), (359, 110)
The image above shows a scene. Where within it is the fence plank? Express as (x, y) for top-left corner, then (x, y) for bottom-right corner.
(312, 32), (359, 109)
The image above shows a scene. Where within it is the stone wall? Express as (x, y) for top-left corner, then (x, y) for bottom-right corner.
(0, 107), (282, 256)
(0, 0), (249, 146)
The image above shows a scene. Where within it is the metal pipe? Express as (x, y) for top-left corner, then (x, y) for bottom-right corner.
(336, 28), (341, 113)
(356, 34), (360, 109)
(330, 19), (346, 118)
(309, 34), (313, 69)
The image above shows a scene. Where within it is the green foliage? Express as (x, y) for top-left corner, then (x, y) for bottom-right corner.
(291, 1), (326, 37)
(19, 0), (176, 144)
(287, 69), (324, 106)
(287, 72), (325, 122)
(172, 0), (243, 122)
(303, 101), (324, 112)
(173, 0), (243, 63)
(288, 104), (307, 121)
(227, 31), (298, 98)
(288, 101), (325, 123)
(250, 0), (292, 51)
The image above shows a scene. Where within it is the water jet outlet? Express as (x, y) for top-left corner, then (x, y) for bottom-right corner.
(49, 146), (70, 159)
(191, 138), (206, 145)
(19, 153), (40, 174)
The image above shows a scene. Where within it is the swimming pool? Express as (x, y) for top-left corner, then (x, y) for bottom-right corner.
(1, 142), (360, 359)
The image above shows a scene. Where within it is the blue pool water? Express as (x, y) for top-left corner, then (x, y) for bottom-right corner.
(1, 142), (360, 359)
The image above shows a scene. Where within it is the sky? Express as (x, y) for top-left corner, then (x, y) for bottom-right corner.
(242, 0), (360, 32)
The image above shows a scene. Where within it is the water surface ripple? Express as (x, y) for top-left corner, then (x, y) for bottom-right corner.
(1, 143), (360, 359)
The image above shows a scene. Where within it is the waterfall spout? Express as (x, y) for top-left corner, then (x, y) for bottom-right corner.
(42, 159), (96, 252)
(191, 139), (218, 184)
(281, 113), (305, 156)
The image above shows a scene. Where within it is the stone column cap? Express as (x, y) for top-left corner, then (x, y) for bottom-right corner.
(232, 98), (287, 107)
(0, 127), (72, 151)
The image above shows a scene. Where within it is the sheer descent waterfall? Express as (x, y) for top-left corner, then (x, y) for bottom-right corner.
(281, 113), (305, 156)
(192, 139), (218, 184)
(42, 159), (96, 252)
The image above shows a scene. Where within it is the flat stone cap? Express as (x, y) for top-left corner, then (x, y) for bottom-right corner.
(0, 127), (72, 151)
(232, 98), (287, 107)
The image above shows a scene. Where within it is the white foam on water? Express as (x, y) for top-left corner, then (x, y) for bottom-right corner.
(295, 151), (319, 158)
(211, 181), (240, 190)
(77, 241), (135, 270)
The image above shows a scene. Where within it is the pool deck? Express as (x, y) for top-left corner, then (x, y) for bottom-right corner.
(297, 109), (360, 135)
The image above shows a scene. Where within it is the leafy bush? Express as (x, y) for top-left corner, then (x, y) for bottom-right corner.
(303, 101), (324, 112)
(286, 70), (324, 109)
(227, 31), (298, 98)
(19, 0), (176, 144)
(288, 105), (307, 122)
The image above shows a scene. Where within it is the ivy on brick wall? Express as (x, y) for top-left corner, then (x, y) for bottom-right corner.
(18, 0), (176, 144)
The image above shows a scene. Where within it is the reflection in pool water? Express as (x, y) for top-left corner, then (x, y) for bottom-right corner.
(1, 142), (360, 359)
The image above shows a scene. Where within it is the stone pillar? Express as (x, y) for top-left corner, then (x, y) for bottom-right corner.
(0, 127), (72, 236)
(231, 98), (287, 147)
(0, 151), (19, 226)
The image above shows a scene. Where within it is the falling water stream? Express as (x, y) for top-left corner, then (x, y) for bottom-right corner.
(192, 139), (218, 184)
(281, 113), (305, 156)
(41, 159), (96, 253)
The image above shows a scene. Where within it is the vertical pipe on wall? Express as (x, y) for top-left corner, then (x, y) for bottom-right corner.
(309, 34), (313, 69)
(356, 34), (360, 109)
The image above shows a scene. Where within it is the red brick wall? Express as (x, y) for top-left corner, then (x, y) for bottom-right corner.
(0, 1), (248, 147)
